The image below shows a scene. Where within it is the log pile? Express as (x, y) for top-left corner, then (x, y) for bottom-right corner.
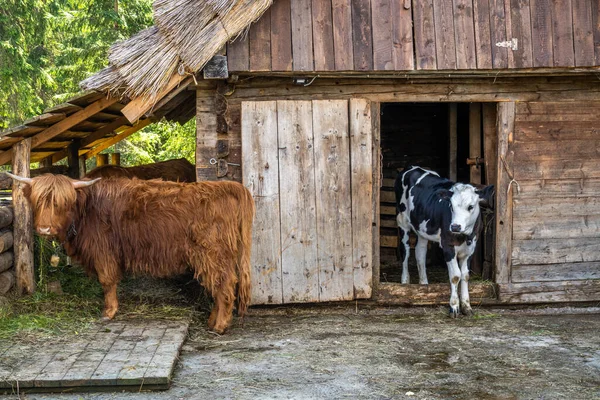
(0, 203), (15, 297)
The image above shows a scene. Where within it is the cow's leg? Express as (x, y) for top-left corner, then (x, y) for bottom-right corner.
(415, 236), (429, 285)
(398, 228), (410, 284)
(443, 246), (461, 318)
(459, 239), (477, 316)
(94, 260), (121, 320)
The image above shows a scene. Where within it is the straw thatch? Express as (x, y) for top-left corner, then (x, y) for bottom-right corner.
(81, 0), (272, 101)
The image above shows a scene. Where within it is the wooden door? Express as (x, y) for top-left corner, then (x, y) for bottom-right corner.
(242, 99), (374, 304)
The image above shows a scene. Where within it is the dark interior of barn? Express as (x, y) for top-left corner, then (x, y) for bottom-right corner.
(379, 102), (492, 284)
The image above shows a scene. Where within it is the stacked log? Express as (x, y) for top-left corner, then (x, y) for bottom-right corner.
(0, 203), (15, 297)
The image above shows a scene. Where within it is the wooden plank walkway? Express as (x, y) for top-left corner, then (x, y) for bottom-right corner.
(0, 320), (188, 393)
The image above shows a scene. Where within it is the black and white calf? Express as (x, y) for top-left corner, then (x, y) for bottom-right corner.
(395, 166), (494, 317)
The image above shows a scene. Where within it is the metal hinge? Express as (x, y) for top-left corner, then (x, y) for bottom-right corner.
(495, 38), (518, 51)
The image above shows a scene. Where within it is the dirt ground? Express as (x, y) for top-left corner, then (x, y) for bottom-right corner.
(5, 304), (598, 400)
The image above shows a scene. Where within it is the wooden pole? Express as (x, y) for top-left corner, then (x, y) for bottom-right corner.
(12, 138), (35, 294)
(96, 153), (109, 166)
(495, 102), (516, 285)
(67, 139), (81, 179)
(110, 153), (121, 165)
(448, 103), (457, 181)
(469, 103), (482, 184)
(79, 157), (87, 178)
(39, 156), (53, 169)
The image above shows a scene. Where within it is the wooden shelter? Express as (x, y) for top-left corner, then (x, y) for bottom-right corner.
(2, 0), (600, 305)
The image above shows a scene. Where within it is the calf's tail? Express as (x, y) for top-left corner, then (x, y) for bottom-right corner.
(236, 186), (255, 319)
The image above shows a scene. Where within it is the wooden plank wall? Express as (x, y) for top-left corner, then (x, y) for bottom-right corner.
(227, 0), (600, 72)
(504, 100), (600, 301)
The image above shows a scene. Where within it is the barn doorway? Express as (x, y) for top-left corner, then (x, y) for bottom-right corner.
(379, 102), (497, 285)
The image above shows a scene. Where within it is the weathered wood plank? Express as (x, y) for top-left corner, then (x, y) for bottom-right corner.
(473, 0), (493, 69)
(515, 123), (600, 142)
(483, 103), (498, 185)
(593, 0), (600, 65)
(551, 0), (575, 66)
(453, 0), (477, 69)
(390, 0), (414, 70)
(377, 282), (497, 305)
(512, 262), (600, 282)
(510, 0), (534, 68)
(517, 178), (600, 197)
(352, 0), (374, 71)
(312, 0), (335, 71)
(515, 113), (600, 122)
(350, 99), (373, 299)
(196, 94), (218, 181)
(513, 214), (600, 239)
(227, 35), (250, 72)
(412, 0), (437, 69)
(498, 280), (600, 303)
(291, 0), (314, 71)
(277, 100), (319, 303)
(249, 9), (272, 72)
(372, 0), (393, 70)
(489, 0), (509, 68)
(495, 102), (516, 284)
(332, 0), (354, 70)
(514, 159), (600, 181)
(241, 101), (283, 305)
(433, 0), (457, 69)
(513, 196), (600, 218)
(512, 237), (600, 265)
(270, 0), (292, 71)
(514, 139), (600, 160)
(12, 138), (34, 294)
(530, 0), (554, 67)
(448, 103), (458, 181)
(313, 100), (353, 301)
(516, 101), (600, 115)
(469, 103), (482, 184)
(371, 102), (381, 293)
(572, 0), (595, 66)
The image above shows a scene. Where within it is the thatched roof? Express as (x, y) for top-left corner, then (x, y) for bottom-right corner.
(81, 0), (272, 101)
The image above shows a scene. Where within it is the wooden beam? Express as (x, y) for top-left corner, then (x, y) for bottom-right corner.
(96, 153), (109, 166)
(84, 118), (153, 160)
(121, 74), (188, 123)
(12, 138), (35, 295)
(0, 96), (119, 165)
(110, 153), (121, 165)
(67, 139), (81, 178)
(51, 117), (129, 163)
(495, 102), (516, 284)
(469, 103), (482, 184)
(144, 77), (194, 119)
(448, 103), (458, 181)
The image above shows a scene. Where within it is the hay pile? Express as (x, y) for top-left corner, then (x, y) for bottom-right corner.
(81, 0), (272, 101)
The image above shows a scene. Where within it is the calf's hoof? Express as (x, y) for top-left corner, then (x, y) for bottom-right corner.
(448, 306), (460, 319)
(460, 304), (473, 316)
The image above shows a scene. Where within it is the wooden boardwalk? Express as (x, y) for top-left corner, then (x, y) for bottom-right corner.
(0, 320), (188, 393)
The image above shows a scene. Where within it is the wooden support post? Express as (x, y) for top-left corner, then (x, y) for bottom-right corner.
(67, 139), (81, 179)
(482, 103), (498, 281)
(12, 138), (35, 295)
(371, 102), (381, 297)
(448, 103), (457, 181)
(495, 102), (516, 285)
(196, 90), (218, 181)
(110, 153), (121, 165)
(96, 154), (109, 166)
(469, 103), (482, 184)
(39, 156), (53, 169)
(79, 157), (87, 178)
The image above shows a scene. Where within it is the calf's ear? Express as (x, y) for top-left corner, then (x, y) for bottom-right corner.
(476, 185), (495, 209)
(436, 189), (453, 201)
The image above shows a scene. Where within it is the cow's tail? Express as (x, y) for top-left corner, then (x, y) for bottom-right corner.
(237, 185), (255, 320)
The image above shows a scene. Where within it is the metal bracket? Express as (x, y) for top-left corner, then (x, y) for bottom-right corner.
(495, 38), (518, 51)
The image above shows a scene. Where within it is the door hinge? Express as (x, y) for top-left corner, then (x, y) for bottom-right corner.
(495, 38), (518, 51)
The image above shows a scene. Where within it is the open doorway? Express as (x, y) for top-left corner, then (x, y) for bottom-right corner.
(379, 102), (497, 285)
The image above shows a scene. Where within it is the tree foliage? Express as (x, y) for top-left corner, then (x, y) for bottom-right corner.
(0, 0), (195, 166)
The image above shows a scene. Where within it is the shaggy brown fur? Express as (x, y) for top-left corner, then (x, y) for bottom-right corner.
(22, 174), (254, 334)
(85, 158), (196, 182)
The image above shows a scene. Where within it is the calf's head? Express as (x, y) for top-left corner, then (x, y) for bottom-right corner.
(442, 183), (494, 235)
(6, 173), (100, 238)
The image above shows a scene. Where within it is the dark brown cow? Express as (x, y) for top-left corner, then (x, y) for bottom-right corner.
(8, 172), (254, 334)
(85, 158), (196, 182)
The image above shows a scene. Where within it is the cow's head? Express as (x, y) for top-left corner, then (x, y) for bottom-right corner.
(6, 173), (100, 238)
(440, 183), (494, 235)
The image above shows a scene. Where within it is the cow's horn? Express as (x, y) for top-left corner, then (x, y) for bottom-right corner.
(5, 172), (33, 184)
(72, 177), (102, 189)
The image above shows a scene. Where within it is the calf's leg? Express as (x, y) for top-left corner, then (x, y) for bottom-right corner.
(415, 236), (429, 285)
(397, 228), (410, 284)
(444, 247), (461, 318)
(458, 254), (472, 316)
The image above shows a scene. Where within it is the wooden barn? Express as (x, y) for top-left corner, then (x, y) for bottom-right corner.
(2, 0), (600, 306)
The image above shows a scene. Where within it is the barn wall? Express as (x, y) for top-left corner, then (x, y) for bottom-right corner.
(227, 0), (600, 73)
(499, 100), (600, 302)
